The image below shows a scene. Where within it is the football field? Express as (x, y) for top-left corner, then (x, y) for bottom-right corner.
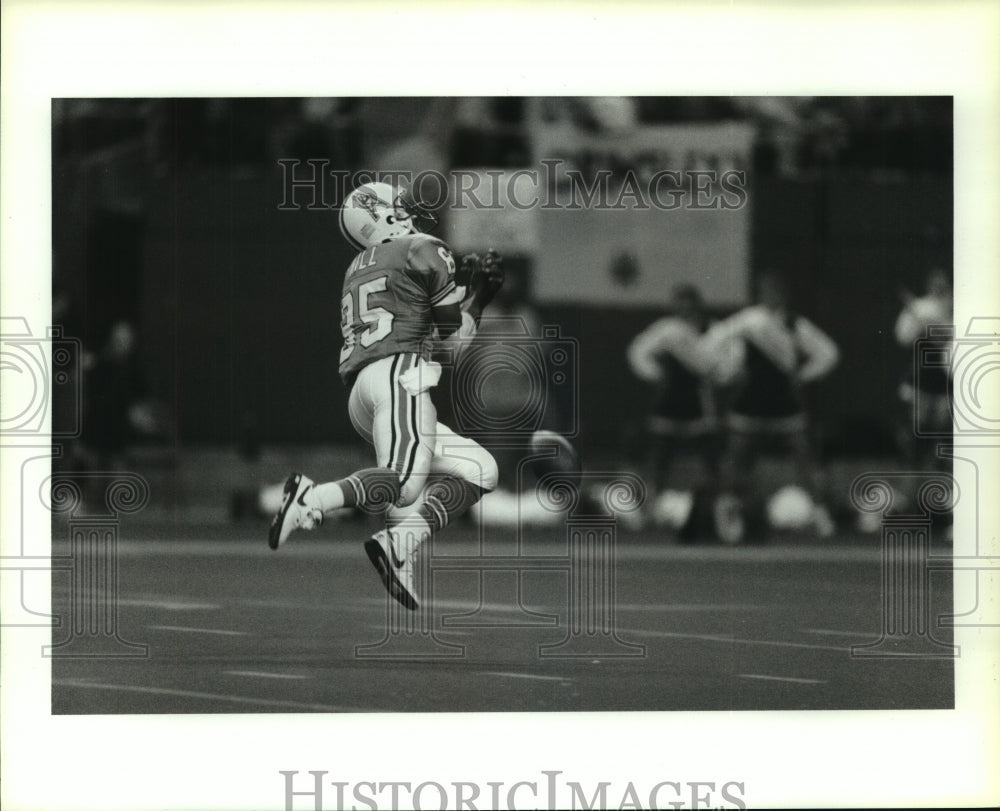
(50, 521), (954, 714)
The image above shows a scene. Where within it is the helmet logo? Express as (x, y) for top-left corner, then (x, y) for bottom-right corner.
(351, 189), (388, 222)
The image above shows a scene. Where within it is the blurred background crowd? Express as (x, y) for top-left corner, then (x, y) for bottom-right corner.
(53, 96), (951, 178)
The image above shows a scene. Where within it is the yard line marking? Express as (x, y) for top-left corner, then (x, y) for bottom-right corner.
(53, 679), (361, 712)
(119, 597), (220, 611)
(738, 674), (826, 685)
(105, 540), (884, 564)
(225, 670), (310, 680)
(148, 625), (249, 636)
(481, 671), (574, 683)
(363, 600), (763, 616)
(616, 603), (762, 612)
(240, 598), (374, 613)
(413, 598), (557, 614)
(802, 628), (879, 638)
(361, 600), (757, 618)
(625, 628), (848, 653)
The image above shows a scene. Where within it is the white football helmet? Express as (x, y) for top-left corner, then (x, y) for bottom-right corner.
(339, 181), (438, 250)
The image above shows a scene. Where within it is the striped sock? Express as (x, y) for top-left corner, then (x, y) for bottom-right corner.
(415, 476), (487, 532)
(311, 468), (401, 514)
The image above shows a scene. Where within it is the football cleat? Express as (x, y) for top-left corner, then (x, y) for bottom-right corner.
(268, 473), (322, 550)
(364, 529), (419, 611)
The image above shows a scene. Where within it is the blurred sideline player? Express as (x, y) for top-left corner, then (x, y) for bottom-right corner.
(626, 284), (720, 528)
(893, 267), (953, 538)
(703, 272), (839, 542)
(268, 182), (504, 610)
(895, 267), (952, 469)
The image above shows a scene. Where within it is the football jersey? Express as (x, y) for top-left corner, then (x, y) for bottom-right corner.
(627, 317), (714, 420)
(702, 305), (839, 418)
(338, 233), (460, 382)
(895, 294), (952, 393)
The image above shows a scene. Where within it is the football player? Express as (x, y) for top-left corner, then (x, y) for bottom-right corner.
(626, 284), (719, 499)
(268, 182), (504, 610)
(893, 267), (953, 539)
(895, 267), (952, 465)
(702, 272), (839, 542)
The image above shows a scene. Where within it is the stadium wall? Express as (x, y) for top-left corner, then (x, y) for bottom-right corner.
(140, 170), (951, 454)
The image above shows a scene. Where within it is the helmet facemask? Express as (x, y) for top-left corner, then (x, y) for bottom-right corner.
(393, 187), (439, 237)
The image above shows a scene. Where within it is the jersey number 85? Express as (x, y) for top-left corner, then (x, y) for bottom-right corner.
(340, 275), (394, 363)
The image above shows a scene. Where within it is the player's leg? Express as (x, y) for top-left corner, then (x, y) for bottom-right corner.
(696, 427), (723, 490)
(367, 423), (498, 609)
(357, 355), (438, 608)
(316, 353), (435, 508)
(714, 420), (755, 544)
(269, 354), (432, 549)
(787, 425), (835, 537)
(646, 422), (675, 496)
(381, 422), (498, 560)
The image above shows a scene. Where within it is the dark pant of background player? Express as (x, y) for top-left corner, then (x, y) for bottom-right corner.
(898, 366), (953, 533)
(716, 390), (832, 542)
(642, 382), (721, 539)
(645, 416), (721, 495)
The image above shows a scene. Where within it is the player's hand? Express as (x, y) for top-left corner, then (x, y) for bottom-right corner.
(469, 250), (505, 307)
(463, 251), (504, 312)
(457, 250), (504, 283)
(456, 253), (481, 286)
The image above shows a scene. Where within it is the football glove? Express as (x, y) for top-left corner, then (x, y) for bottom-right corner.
(469, 249), (505, 302)
(457, 250), (504, 284)
(456, 252), (480, 286)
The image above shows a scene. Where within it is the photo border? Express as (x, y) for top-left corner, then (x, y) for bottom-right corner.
(2, 2), (998, 809)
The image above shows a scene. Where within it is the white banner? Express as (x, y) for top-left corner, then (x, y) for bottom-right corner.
(530, 121), (754, 308)
(446, 169), (540, 255)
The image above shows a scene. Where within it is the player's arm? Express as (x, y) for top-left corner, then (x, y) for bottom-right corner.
(700, 309), (750, 384)
(677, 329), (718, 376)
(894, 296), (927, 346)
(627, 320), (669, 383)
(795, 318), (840, 382)
(432, 301), (465, 339)
(632, 318), (717, 379)
(434, 250), (504, 341)
(404, 234), (465, 339)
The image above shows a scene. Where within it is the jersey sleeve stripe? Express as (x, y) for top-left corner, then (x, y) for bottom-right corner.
(434, 286), (464, 307)
(429, 281), (457, 306)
